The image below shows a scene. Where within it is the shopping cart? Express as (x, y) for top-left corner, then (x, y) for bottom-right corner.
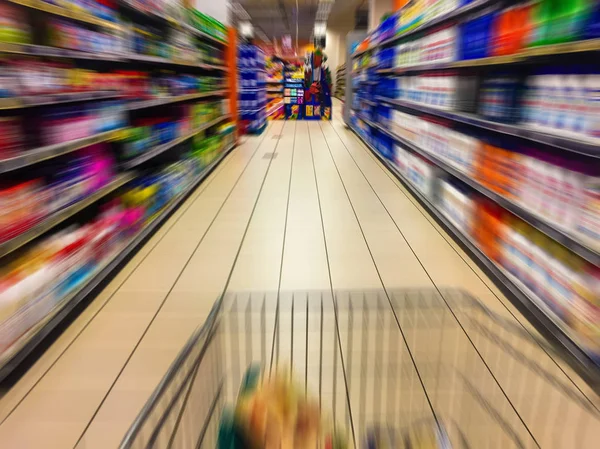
(119, 289), (600, 449)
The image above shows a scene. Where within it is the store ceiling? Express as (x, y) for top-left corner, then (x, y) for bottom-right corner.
(234, 0), (367, 42)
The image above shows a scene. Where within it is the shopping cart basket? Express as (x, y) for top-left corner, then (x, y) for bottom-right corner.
(119, 289), (600, 449)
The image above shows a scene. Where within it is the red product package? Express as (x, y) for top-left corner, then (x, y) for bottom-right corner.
(117, 71), (150, 99)
(0, 180), (47, 243)
(0, 116), (24, 158)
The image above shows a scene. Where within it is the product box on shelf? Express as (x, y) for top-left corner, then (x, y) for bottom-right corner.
(395, 26), (458, 67)
(0, 3), (32, 45)
(579, 176), (600, 244)
(406, 152), (440, 200)
(395, 73), (458, 110)
(437, 179), (475, 235)
(458, 8), (498, 60)
(352, 0), (600, 371)
(521, 68), (600, 140)
(478, 75), (523, 123)
(284, 75), (304, 119)
(35, 100), (127, 147)
(496, 213), (599, 355)
(376, 132), (395, 160)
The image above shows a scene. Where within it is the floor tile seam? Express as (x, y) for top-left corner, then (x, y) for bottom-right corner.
(269, 121), (297, 375)
(313, 121), (440, 428)
(157, 121), (290, 449)
(306, 122), (361, 447)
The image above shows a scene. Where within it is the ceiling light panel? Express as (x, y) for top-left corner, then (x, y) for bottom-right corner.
(314, 21), (326, 36)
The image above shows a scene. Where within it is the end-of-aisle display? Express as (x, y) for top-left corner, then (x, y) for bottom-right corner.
(0, 0), (236, 380)
(282, 48), (333, 120)
(302, 48), (332, 121)
(347, 0), (600, 383)
(284, 58), (305, 120)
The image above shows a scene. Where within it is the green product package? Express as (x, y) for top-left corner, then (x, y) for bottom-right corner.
(530, 0), (553, 46)
(531, 0), (593, 46)
(550, 0), (592, 43)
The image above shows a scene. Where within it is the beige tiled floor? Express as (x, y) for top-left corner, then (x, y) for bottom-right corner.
(0, 101), (598, 448)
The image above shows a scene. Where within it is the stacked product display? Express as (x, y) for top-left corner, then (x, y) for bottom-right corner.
(238, 44), (266, 134)
(348, 0), (600, 370)
(303, 49), (332, 120)
(265, 56), (284, 120)
(334, 63), (346, 102)
(284, 60), (305, 120)
(283, 49), (333, 120)
(0, 0), (234, 379)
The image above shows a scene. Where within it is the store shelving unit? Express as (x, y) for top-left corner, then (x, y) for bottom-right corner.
(7, 0), (123, 30)
(126, 90), (228, 111)
(334, 63), (345, 102)
(377, 96), (600, 158)
(347, 2), (600, 385)
(121, 114), (232, 169)
(0, 142), (235, 380)
(0, 173), (135, 258)
(0, 91), (122, 110)
(362, 116), (600, 266)
(0, 1), (235, 379)
(352, 0), (495, 58)
(352, 129), (600, 386)
(265, 57), (284, 120)
(0, 128), (126, 174)
(0, 40), (230, 68)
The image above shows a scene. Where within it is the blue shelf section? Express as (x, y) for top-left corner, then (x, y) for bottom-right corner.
(238, 44), (267, 134)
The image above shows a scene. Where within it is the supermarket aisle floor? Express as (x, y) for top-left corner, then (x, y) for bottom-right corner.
(0, 100), (598, 448)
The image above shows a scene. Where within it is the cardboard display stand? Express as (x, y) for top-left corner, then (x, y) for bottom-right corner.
(283, 48), (332, 120)
(303, 48), (332, 121)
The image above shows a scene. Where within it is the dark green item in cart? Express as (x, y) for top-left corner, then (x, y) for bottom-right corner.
(238, 364), (261, 397)
(217, 365), (261, 449)
(217, 409), (254, 449)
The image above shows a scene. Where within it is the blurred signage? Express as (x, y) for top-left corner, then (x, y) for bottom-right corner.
(282, 35), (292, 52)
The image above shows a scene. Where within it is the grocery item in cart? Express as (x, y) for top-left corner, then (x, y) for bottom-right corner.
(218, 365), (347, 449)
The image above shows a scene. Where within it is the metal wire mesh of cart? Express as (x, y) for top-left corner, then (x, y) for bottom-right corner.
(119, 289), (600, 449)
